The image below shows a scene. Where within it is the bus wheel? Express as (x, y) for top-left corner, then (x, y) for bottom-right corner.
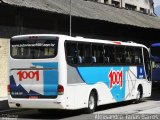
(134, 87), (142, 104)
(85, 92), (97, 114)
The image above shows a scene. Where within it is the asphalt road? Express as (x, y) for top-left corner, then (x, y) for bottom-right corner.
(1, 88), (160, 120)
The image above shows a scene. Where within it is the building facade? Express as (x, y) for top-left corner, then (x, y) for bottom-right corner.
(95, 0), (154, 15)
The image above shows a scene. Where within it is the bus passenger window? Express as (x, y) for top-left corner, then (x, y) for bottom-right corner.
(135, 48), (142, 64)
(115, 46), (124, 64)
(125, 51), (131, 63)
(78, 54), (82, 63)
(78, 43), (84, 64)
(92, 45), (97, 63)
(104, 46), (115, 64)
(92, 44), (104, 64)
(97, 45), (104, 64)
(125, 47), (134, 64)
(65, 42), (78, 65)
(83, 44), (92, 64)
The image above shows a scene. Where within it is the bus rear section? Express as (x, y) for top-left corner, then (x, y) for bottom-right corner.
(8, 35), (65, 109)
(150, 43), (160, 87)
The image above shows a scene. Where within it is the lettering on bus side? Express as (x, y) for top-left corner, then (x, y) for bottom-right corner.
(17, 70), (40, 81)
(109, 69), (123, 89)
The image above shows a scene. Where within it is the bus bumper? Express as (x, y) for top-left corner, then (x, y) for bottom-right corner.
(8, 96), (66, 109)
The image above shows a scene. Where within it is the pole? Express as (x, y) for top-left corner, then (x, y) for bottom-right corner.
(121, 0), (122, 8)
(69, 0), (72, 36)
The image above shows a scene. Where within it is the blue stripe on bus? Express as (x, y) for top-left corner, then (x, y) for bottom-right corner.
(32, 62), (58, 96)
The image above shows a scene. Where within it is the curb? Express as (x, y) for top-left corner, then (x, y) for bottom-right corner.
(0, 109), (23, 114)
(0, 99), (9, 110)
(0, 99), (23, 114)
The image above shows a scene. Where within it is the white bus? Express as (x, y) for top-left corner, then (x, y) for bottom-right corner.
(8, 34), (151, 113)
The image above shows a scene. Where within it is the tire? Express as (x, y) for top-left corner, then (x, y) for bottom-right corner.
(134, 88), (142, 104)
(85, 92), (97, 114)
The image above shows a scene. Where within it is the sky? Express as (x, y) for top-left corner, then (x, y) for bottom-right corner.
(154, 0), (160, 16)
(154, 0), (160, 7)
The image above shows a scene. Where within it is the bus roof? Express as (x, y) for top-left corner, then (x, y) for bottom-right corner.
(11, 34), (147, 49)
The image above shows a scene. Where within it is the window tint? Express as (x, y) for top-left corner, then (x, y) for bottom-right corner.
(65, 41), (143, 66)
(92, 44), (104, 64)
(65, 41), (92, 65)
(115, 46), (125, 63)
(65, 42), (78, 64)
(77, 43), (83, 64)
(83, 44), (92, 64)
(11, 39), (58, 59)
(134, 47), (143, 64)
(104, 46), (115, 64)
(125, 47), (134, 64)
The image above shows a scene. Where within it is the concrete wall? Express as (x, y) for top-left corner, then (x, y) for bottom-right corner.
(0, 38), (9, 109)
(0, 38), (9, 99)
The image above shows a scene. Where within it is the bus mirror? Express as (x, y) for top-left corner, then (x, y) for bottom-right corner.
(152, 61), (155, 69)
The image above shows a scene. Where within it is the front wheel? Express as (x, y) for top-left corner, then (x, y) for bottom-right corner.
(85, 92), (97, 114)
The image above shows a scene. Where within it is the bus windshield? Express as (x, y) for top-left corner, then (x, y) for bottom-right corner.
(11, 39), (58, 59)
(151, 46), (160, 57)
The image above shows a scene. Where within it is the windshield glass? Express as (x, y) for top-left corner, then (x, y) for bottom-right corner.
(11, 39), (58, 59)
(151, 46), (160, 57)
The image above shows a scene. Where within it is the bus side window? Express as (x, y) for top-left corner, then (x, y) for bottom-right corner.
(92, 44), (104, 64)
(104, 45), (115, 64)
(65, 42), (78, 65)
(135, 48), (143, 64)
(115, 46), (124, 64)
(97, 45), (104, 64)
(92, 44), (97, 63)
(125, 47), (134, 64)
(77, 43), (83, 64)
(83, 44), (92, 64)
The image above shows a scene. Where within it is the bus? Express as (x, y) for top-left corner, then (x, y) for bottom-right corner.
(8, 34), (151, 113)
(150, 43), (160, 87)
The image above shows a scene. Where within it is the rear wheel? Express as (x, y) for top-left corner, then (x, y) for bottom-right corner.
(134, 87), (142, 104)
(85, 92), (97, 114)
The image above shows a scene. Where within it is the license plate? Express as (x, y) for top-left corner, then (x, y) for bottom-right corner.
(29, 96), (38, 99)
